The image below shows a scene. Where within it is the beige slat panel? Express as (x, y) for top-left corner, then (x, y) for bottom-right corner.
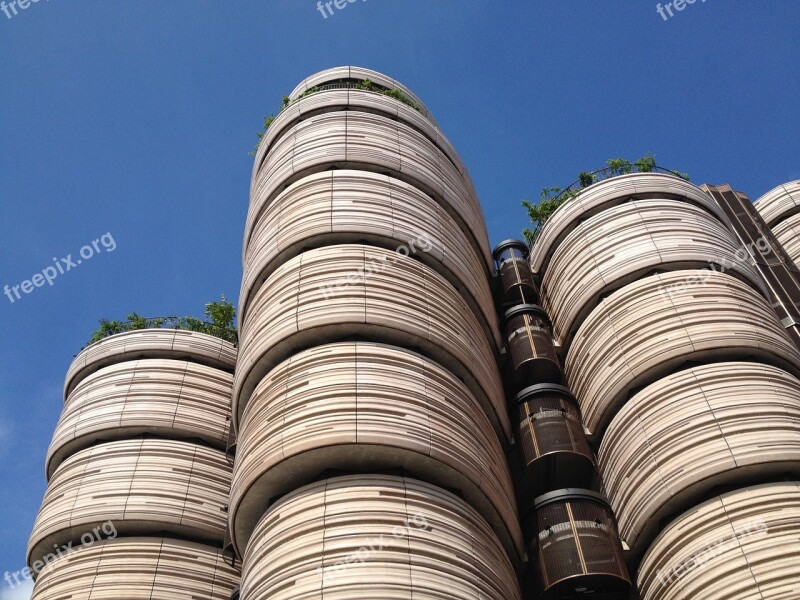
(240, 169), (500, 350)
(599, 362), (800, 555)
(248, 110), (493, 273)
(48, 358), (233, 478)
(65, 329), (237, 398)
(252, 88), (467, 189)
(772, 212), (800, 267)
(541, 199), (767, 349)
(754, 179), (800, 228)
(31, 537), (239, 600)
(233, 244), (509, 441)
(286, 66), (432, 120)
(238, 475), (521, 600)
(229, 341), (522, 563)
(638, 481), (800, 600)
(565, 270), (800, 442)
(530, 173), (730, 276)
(28, 439), (231, 567)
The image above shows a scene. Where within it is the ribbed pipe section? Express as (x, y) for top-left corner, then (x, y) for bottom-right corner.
(31, 537), (240, 600)
(565, 270), (800, 440)
(249, 110), (493, 272)
(47, 358), (232, 477)
(637, 482), (800, 600)
(239, 475), (522, 600)
(241, 169), (499, 349)
(229, 341), (522, 561)
(233, 244), (509, 440)
(599, 362), (800, 555)
(530, 173), (730, 276)
(541, 198), (767, 348)
(65, 329), (237, 397)
(28, 438), (231, 569)
(753, 179), (800, 228)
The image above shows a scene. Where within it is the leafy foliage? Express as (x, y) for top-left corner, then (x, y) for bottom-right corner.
(522, 154), (690, 245)
(87, 296), (238, 348)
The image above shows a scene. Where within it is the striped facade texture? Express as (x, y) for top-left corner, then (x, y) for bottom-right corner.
(27, 330), (240, 599)
(531, 172), (800, 599)
(230, 66), (523, 600)
(755, 179), (800, 266)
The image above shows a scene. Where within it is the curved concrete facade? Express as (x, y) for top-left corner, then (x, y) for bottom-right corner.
(31, 537), (240, 600)
(772, 213), (800, 267)
(753, 179), (800, 227)
(565, 269), (800, 440)
(638, 482), (800, 600)
(541, 198), (767, 348)
(530, 173), (730, 276)
(47, 358), (232, 477)
(234, 244), (509, 440)
(599, 362), (800, 555)
(229, 341), (522, 560)
(249, 109), (493, 272)
(65, 329), (237, 397)
(239, 475), (522, 600)
(29, 438), (231, 567)
(241, 169), (500, 349)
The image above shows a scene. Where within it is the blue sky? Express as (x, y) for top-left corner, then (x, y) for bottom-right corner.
(1, 1), (798, 595)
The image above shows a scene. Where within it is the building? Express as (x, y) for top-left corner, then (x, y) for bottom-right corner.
(26, 66), (800, 599)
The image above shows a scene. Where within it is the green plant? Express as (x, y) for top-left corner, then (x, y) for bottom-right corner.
(87, 296), (238, 348)
(522, 154), (690, 245)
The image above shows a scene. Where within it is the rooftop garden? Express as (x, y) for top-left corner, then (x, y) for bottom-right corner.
(522, 153), (690, 245)
(85, 296), (237, 348)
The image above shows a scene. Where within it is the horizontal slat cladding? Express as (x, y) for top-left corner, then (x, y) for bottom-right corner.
(240, 169), (499, 349)
(530, 173), (730, 275)
(541, 199), (767, 348)
(239, 475), (521, 600)
(772, 212), (800, 267)
(229, 342), (522, 562)
(565, 270), (800, 441)
(31, 537), (239, 600)
(252, 89), (466, 188)
(48, 359), (233, 477)
(65, 329), (237, 398)
(753, 179), (800, 228)
(599, 362), (800, 555)
(234, 244), (509, 441)
(28, 439), (231, 567)
(638, 481), (800, 600)
(248, 110), (493, 273)
(287, 66), (431, 117)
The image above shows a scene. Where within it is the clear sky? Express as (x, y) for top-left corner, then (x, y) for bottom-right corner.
(1, 1), (798, 596)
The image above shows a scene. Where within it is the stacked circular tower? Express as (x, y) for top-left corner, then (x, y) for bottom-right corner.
(27, 329), (241, 599)
(230, 66), (523, 599)
(530, 172), (800, 599)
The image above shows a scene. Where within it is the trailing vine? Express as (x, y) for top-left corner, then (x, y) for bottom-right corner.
(86, 296), (237, 348)
(522, 154), (690, 245)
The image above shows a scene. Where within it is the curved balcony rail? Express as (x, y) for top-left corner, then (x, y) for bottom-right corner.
(229, 341), (522, 564)
(753, 179), (800, 228)
(599, 361), (800, 556)
(30, 537), (239, 599)
(565, 270), (800, 442)
(65, 329), (237, 398)
(48, 358), (233, 478)
(238, 475), (521, 600)
(637, 482), (800, 600)
(529, 172), (728, 276)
